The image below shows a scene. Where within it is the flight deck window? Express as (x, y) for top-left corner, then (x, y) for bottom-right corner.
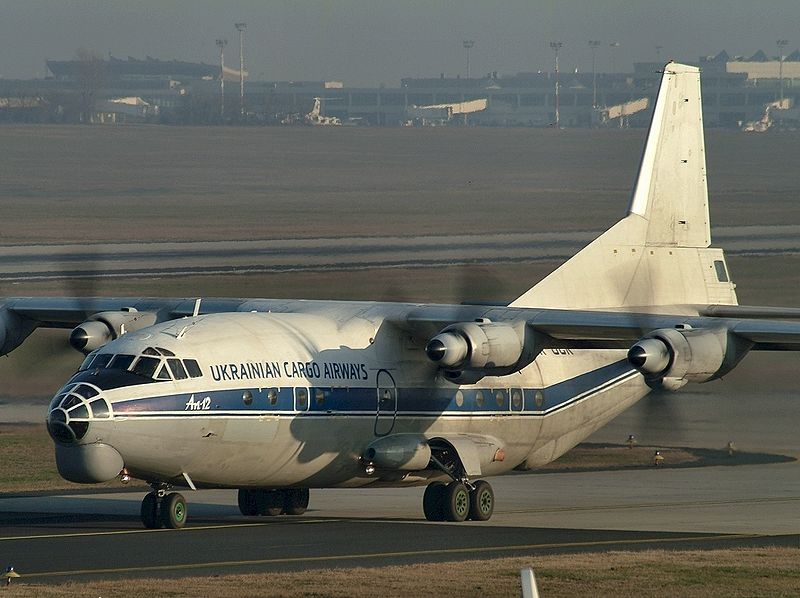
(184, 359), (203, 378)
(168, 359), (188, 380)
(108, 354), (135, 370)
(90, 354), (113, 369)
(79, 354), (96, 371)
(132, 356), (160, 378)
(155, 364), (172, 381)
(142, 347), (160, 356)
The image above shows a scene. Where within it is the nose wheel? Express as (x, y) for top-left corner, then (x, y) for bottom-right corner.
(237, 488), (309, 517)
(140, 487), (188, 529)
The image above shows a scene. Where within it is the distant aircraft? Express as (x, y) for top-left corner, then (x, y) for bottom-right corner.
(3, 62), (800, 529)
(305, 97), (342, 126)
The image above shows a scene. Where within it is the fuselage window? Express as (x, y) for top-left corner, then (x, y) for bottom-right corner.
(512, 391), (522, 410)
(454, 390), (464, 407)
(132, 356), (160, 378)
(713, 260), (729, 283)
(296, 388), (308, 411)
(475, 390), (485, 408)
(108, 354), (135, 370)
(267, 389), (278, 406)
(184, 359), (203, 378)
(314, 388), (325, 407)
(167, 358), (188, 380)
(495, 390), (507, 409)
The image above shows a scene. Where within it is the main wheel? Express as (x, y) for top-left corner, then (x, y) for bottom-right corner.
(468, 480), (494, 521)
(283, 488), (309, 515)
(423, 481), (447, 521)
(444, 481), (470, 522)
(140, 493), (160, 529)
(256, 490), (285, 516)
(237, 489), (259, 516)
(160, 492), (188, 529)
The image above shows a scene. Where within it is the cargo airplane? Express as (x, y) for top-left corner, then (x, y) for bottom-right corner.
(2, 62), (799, 529)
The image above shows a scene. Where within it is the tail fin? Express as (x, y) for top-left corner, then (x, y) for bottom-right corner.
(510, 62), (738, 310)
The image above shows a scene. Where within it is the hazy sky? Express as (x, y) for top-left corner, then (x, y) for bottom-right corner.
(2, 1), (798, 86)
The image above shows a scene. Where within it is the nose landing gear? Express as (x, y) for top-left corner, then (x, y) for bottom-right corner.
(237, 488), (309, 517)
(140, 485), (188, 529)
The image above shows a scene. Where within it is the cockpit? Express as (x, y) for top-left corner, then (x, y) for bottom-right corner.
(66, 346), (203, 391)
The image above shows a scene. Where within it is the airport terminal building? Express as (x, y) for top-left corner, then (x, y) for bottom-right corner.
(1, 51), (798, 127)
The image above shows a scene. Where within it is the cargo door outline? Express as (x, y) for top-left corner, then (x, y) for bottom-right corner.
(374, 369), (397, 436)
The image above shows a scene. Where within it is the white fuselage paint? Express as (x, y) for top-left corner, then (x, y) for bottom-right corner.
(64, 309), (648, 489)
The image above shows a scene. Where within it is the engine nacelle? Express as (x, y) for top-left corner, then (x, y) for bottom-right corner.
(362, 434), (431, 471)
(425, 321), (525, 371)
(627, 327), (751, 390)
(70, 309), (157, 354)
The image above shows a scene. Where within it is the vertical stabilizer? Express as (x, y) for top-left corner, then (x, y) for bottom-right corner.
(628, 62), (710, 247)
(511, 63), (737, 310)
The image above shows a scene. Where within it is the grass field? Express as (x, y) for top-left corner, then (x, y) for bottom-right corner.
(7, 548), (800, 597)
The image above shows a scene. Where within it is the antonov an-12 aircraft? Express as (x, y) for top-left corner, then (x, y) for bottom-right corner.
(2, 62), (799, 528)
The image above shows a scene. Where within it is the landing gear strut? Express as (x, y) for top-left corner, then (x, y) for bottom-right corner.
(140, 484), (188, 529)
(237, 488), (310, 517)
(422, 442), (494, 522)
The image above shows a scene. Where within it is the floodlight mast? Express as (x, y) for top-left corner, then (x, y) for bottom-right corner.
(463, 40), (475, 79)
(236, 23), (247, 118)
(216, 38), (228, 120)
(589, 40), (601, 109)
(550, 41), (563, 127)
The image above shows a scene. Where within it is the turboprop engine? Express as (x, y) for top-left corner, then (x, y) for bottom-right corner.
(627, 326), (752, 391)
(425, 319), (537, 383)
(70, 309), (158, 354)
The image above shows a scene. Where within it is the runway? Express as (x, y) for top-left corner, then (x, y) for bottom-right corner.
(2, 224), (800, 281)
(1, 461), (797, 582)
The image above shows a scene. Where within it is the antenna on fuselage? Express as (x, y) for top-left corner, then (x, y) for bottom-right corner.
(192, 298), (202, 318)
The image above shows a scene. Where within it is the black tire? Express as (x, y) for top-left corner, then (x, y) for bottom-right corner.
(444, 481), (470, 522)
(140, 493), (160, 529)
(160, 492), (188, 529)
(237, 489), (259, 516)
(256, 489), (285, 516)
(423, 481), (447, 521)
(468, 480), (494, 521)
(283, 488), (309, 515)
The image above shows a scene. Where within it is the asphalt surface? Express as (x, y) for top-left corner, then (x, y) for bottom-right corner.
(1, 459), (798, 582)
(2, 224), (800, 281)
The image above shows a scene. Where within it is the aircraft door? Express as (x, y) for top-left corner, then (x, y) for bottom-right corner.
(374, 369), (397, 436)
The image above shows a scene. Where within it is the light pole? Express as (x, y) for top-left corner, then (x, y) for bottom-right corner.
(235, 22), (247, 119)
(550, 41), (563, 127)
(216, 38), (228, 120)
(463, 40), (475, 79)
(589, 40), (601, 109)
(777, 39), (788, 106)
(609, 41), (620, 73)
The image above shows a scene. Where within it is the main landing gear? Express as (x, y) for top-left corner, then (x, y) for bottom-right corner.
(237, 488), (309, 517)
(141, 485), (188, 529)
(422, 479), (494, 522)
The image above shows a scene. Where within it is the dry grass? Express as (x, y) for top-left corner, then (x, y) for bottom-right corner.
(6, 548), (799, 597)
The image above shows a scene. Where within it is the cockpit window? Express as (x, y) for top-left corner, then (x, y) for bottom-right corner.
(79, 354), (95, 371)
(155, 364), (171, 381)
(108, 354), (135, 370)
(142, 347), (160, 356)
(156, 347), (176, 357)
(167, 358), (188, 380)
(132, 356), (160, 378)
(90, 353), (113, 370)
(184, 359), (203, 378)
